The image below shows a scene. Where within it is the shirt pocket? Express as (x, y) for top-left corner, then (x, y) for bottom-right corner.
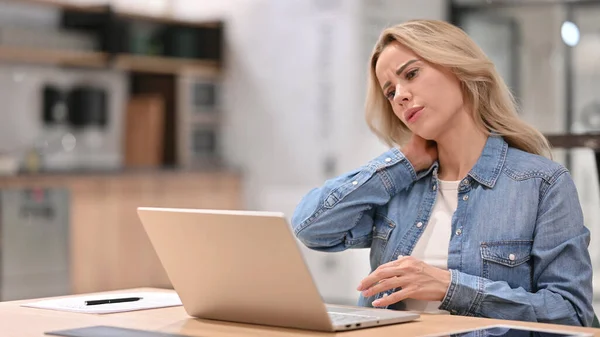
(480, 240), (533, 292)
(369, 214), (396, 266)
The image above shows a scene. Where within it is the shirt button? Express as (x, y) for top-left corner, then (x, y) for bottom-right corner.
(416, 222), (423, 228)
(432, 185), (437, 191)
(462, 179), (470, 186)
(462, 195), (469, 201)
(455, 228), (462, 236)
(372, 226), (376, 232)
(509, 253), (516, 261)
(352, 181), (358, 185)
(385, 157), (392, 163)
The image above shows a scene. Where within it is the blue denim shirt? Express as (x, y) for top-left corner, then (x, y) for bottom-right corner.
(291, 136), (594, 326)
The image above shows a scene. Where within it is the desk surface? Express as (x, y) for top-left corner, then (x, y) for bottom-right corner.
(2, 288), (599, 337)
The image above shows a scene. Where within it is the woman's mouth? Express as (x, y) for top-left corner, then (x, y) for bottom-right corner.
(404, 106), (424, 123)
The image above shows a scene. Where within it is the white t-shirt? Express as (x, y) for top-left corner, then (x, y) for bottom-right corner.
(402, 179), (459, 313)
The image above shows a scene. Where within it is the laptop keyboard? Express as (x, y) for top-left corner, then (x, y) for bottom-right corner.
(328, 312), (377, 325)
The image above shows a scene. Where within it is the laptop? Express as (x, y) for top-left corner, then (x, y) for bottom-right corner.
(137, 207), (420, 332)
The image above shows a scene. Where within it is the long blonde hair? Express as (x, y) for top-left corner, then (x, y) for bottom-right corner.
(365, 19), (551, 157)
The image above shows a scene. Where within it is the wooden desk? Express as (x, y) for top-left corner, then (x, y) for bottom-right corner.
(2, 288), (599, 337)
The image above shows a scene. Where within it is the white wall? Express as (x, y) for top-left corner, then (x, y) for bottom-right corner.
(573, 5), (600, 133)
(497, 5), (565, 134)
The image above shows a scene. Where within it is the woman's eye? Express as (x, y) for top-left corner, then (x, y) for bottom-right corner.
(386, 91), (395, 100)
(406, 69), (419, 80)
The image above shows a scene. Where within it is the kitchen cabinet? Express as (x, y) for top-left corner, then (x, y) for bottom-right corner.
(0, 170), (242, 295)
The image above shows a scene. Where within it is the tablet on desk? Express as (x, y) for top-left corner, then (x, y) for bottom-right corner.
(422, 325), (594, 337)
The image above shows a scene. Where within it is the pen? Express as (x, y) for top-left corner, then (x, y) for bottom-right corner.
(84, 297), (143, 306)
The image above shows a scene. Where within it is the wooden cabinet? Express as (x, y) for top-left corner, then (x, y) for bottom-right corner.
(0, 171), (242, 294)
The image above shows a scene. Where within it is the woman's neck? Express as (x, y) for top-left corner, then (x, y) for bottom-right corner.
(435, 114), (488, 181)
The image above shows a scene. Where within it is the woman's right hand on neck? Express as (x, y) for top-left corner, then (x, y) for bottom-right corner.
(401, 134), (438, 172)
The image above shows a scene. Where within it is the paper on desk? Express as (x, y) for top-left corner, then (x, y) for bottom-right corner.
(21, 292), (182, 314)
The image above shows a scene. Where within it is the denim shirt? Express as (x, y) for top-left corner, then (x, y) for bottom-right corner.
(291, 136), (594, 327)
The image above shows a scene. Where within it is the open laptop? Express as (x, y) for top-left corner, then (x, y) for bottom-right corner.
(137, 207), (420, 332)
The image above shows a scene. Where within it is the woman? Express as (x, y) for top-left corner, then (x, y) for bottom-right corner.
(291, 19), (595, 327)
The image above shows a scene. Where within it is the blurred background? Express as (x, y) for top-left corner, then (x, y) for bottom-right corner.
(0, 0), (598, 316)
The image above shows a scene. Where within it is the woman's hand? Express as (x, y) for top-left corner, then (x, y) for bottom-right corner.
(356, 256), (451, 307)
(401, 134), (438, 172)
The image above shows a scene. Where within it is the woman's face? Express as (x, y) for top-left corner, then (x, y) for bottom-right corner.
(375, 41), (465, 140)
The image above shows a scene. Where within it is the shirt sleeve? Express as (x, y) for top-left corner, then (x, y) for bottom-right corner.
(291, 147), (418, 252)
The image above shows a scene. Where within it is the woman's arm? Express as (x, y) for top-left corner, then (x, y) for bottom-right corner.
(291, 148), (418, 252)
(440, 169), (595, 326)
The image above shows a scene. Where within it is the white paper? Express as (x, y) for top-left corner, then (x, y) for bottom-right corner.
(20, 292), (182, 314)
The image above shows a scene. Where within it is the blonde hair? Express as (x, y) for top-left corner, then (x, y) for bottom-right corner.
(365, 19), (551, 157)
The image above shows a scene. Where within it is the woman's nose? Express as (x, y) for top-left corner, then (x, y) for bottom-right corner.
(393, 84), (411, 105)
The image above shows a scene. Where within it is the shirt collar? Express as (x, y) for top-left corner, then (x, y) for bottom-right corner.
(422, 135), (508, 189)
(467, 135), (508, 188)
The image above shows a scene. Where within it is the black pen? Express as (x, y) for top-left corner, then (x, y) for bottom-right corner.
(84, 297), (143, 306)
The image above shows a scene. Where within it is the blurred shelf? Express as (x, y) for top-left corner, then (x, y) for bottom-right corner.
(0, 0), (221, 28)
(0, 46), (221, 75)
(113, 54), (221, 76)
(0, 0), (106, 13)
(0, 46), (108, 68)
(545, 133), (600, 150)
(0, 1), (223, 75)
(117, 10), (221, 29)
